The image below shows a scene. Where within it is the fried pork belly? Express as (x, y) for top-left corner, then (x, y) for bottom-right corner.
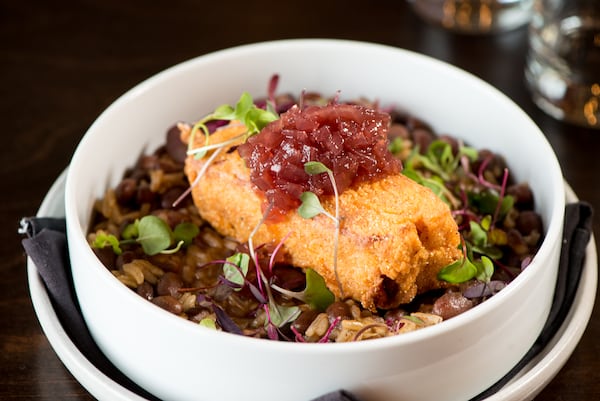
(182, 123), (462, 311)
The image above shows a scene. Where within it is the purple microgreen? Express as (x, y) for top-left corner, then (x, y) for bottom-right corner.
(268, 231), (292, 274)
(266, 321), (279, 340)
(247, 282), (268, 304)
(476, 156), (500, 191)
(247, 203), (274, 296)
(318, 316), (341, 343)
(92, 231), (122, 255)
(271, 268), (334, 312)
(199, 318), (217, 330)
(463, 280), (507, 299)
(492, 167), (511, 225)
(223, 252), (250, 291)
(266, 74), (279, 114)
(300, 161), (343, 298)
(212, 304), (243, 335)
(172, 222), (200, 246)
(353, 323), (388, 341)
(290, 325), (307, 342)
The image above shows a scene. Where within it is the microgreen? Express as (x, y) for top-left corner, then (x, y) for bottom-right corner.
(298, 192), (335, 221)
(298, 161), (343, 297)
(92, 215), (199, 256)
(388, 136), (405, 156)
(267, 299), (301, 328)
(199, 318), (217, 329)
(271, 268), (335, 311)
(173, 222), (200, 246)
(92, 232), (122, 255)
(187, 92), (278, 158)
(437, 255), (479, 284)
(223, 252), (250, 290)
(405, 140), (478, 182)
(135, 215), (173, 255)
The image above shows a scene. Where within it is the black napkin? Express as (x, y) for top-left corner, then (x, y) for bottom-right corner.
(469, 201), (593, 401)
(19, 202), (594, 401)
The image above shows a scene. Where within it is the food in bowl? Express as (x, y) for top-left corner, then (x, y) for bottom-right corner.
(88, 78), (544, 343)
(65, 40), (565, 401)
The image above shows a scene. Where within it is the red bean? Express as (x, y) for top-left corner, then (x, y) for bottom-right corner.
(166, 125), (188, 164)
(412, 128), (434, 153)
(115, 178), (138, 206)
(291, 309), (320, 334)
(156, 272), (183, 297)
(152, 295), (183, 315)
(516, 210), (543, 236)
(137, 282), (154, 300)
(432, 291), (474, 320)
(326, 301), (352, 322)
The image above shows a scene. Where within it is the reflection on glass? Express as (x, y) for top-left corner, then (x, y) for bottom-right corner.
(525, 6), (600, 129)
(410, 0), (533, 34)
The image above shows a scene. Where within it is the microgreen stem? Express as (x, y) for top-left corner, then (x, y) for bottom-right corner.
(326, 169), (343, 299)
(492, 167), (509, 226)
(248, 202), (274, 295)
(318, 316), (341, 343)
(353, 323), (388, 341)
(290, 325), (307, 342)
(269, 231), (293, 274)
(172, 146), (223, 208)
(476, 155), (502, 191)
(186, 131), (247, 156)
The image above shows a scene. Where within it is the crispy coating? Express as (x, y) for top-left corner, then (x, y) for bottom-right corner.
(182, 124), (462, 311)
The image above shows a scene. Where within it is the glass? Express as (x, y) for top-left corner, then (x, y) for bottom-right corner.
(409, 0), (534, 34)
(525, 0), (600, 129)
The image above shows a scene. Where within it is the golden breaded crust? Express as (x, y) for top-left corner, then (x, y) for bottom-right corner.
(183, 124), (462, 311)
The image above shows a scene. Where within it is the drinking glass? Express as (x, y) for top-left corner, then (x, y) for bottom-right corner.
(409, 0), (534, 34)
(525, 0), (600, 129)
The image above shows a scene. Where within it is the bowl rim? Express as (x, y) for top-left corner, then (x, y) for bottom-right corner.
(64, 38), (566, 354)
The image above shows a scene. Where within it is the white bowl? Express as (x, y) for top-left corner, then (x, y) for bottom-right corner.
(64, 39), (565, 401)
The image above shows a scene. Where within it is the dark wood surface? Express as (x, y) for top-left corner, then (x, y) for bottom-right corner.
(2, 1), (598, 399)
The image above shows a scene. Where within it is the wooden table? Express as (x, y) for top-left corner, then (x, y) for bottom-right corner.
(2, 1), (598, 399)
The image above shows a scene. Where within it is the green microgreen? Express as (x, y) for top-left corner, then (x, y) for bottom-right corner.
(271, 268), (335, 311)
(298, 161), (343, 298)
(187, 92), (278, 158)
(91, 215), (199, 256)
(92, 231), (122, 255)
(401, 315), (425, 325)
(135, 215), (173, 255)
(400, 138), (521, 286)
(437, 255), (479, 284)
(199, 318), (217, 330)
(173, 222), (200, 246)
(388, 136), (405, 156)
(267, 299), (301, 328)
(223, 252), (250, 290)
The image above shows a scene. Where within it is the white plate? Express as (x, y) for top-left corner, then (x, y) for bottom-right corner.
(27, 170), (597, 401)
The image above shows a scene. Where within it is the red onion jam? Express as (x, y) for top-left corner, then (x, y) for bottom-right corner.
(237, 103), (402, 219)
